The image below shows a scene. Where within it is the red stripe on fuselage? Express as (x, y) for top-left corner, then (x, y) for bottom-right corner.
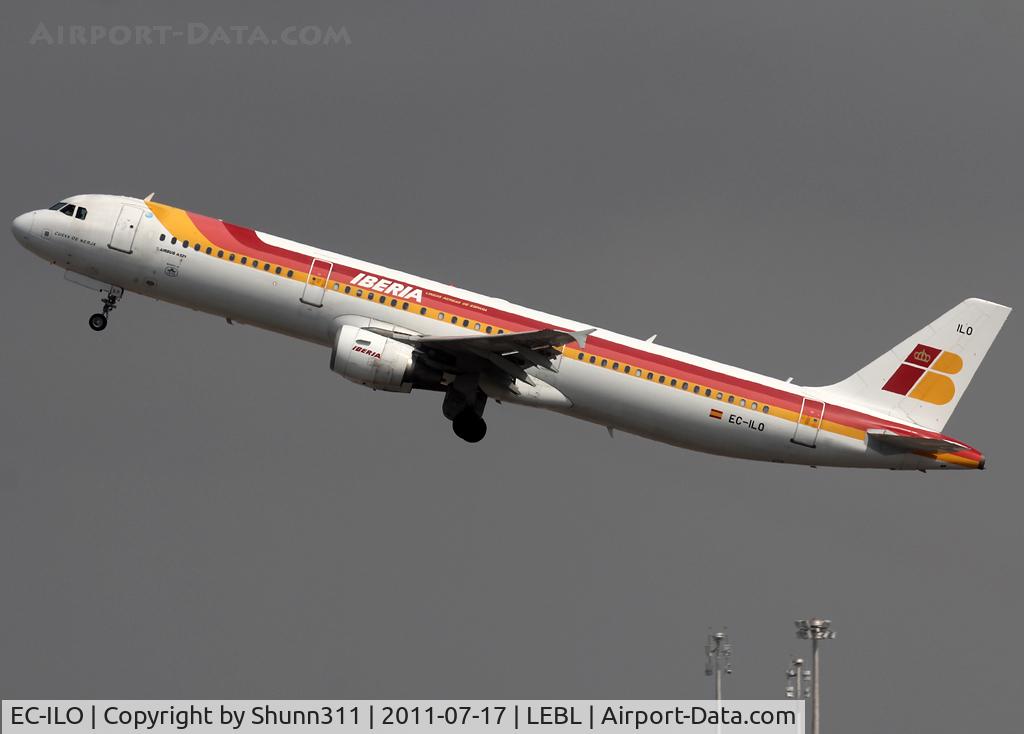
(171, 206), (979, 456)
(189, 211), (312, 272)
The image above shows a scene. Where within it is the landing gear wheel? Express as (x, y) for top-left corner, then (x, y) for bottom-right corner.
(89, 287), (123, 331)
(452, 413), (487, 443)
(88, 313), (108, 331)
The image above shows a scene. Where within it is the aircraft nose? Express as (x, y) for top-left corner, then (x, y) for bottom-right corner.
(12, 211), (35, 245)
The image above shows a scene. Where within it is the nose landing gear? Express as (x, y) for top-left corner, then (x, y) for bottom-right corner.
(88, 287), (124, 332)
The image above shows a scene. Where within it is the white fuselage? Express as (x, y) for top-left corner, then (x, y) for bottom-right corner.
(12, 194), (986, 470)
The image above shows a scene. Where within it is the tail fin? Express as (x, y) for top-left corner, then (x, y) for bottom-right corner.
(817, 298), (1011, 431)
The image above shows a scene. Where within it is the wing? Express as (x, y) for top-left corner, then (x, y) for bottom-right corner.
(365, 325), (595, 386)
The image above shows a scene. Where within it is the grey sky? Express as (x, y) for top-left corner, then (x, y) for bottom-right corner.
(1, 2), (1021, 732)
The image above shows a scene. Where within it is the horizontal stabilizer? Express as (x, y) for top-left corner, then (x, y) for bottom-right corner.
(866, 430), (966, 455)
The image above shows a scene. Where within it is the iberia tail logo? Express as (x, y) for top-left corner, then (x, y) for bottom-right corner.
(882, 344), (963, 405)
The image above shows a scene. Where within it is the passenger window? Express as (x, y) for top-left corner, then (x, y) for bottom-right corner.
(217, 250), (224, 258)
(716, 392), (723, 400)
(75, 207), (87, 220)
(159, 233), (166, 241)
(670, 379), (677, 387)
(682, 382), (688, 390)
(485, 326), (492, 333)
(241, 257), (247, 264)
(287, 270), (294, 277)
(390, 298), (397, 306)
(623, 366), (630, 374)
(577, 353), (584, 360)
(474, 323), (481, 330)
(751, 402), (758, 410)
(402, 302), (409, 311)
(420, 307), (427, 315)
(171, 237), (177, 244)
(762, 405), (770, 413)
(60, 203), (75, 216)
(647, 372), (654, 380)
(264, 263), (270, 271)
(229, 254), (236, 261)
(379, 295), (386, 302)
(601, 359), (608, 367)
(462, 319), (469, 327)
(612, 362), (619, 370)
(589, 356), (596, 364)
(438, 312), (445, 320)
(705, 388), (712, 396)
(206, 247), (213, 255)
(450, 315), (457, 323)
(728, 395), (735, 403)
(740, 399), (746, 407)
(277, 267), (283, 275)
(693, 385), (700, 393)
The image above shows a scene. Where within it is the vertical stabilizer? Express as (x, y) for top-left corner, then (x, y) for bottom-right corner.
(816, 298), (1011, 431)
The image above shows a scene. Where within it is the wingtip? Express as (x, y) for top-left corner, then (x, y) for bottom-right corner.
(571, 327), (597, 349)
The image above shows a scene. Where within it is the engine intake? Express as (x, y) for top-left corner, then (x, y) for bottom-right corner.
(330, 325), (416, 392)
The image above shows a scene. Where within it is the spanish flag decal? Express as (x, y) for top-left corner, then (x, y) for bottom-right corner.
(882, 344), (963, 405)
(709, 408), (724, 419)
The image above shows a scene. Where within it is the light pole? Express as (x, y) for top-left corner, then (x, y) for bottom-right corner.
(795, 619), (836, 734)
(785, 657), (810, 700)
(704, 630), (732, 702)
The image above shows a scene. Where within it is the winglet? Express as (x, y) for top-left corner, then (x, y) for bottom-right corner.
(143, 192), (155, 202)
(571, 328), (597, 349)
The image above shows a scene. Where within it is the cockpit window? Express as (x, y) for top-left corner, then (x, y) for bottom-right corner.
(74, 207), (87, 220)
(59, 203), (76, 216)
(49, 202), (67, 210)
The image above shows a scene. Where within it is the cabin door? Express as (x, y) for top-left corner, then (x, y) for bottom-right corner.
(792, 398), (825, 448)
(300, 258), (334, 307)
(108, 205), (144, 253)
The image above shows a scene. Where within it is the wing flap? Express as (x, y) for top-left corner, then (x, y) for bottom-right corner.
(363, 326), (595, 385)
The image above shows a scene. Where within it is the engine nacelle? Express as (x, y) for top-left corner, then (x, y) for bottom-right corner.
(331, 325), (416, 392)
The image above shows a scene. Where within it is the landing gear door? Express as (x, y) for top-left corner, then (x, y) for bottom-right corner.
(109, 205), (144, 253)
(792, 398), (825, 448)
(301, 258), (334, 307)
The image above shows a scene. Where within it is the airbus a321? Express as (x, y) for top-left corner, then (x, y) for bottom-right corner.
(12, 194), (1011, 470)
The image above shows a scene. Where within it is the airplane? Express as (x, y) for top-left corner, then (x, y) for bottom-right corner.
(12, 193), (1011, 470)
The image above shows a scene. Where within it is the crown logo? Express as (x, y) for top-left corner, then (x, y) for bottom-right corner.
(913, 347), (932, 364)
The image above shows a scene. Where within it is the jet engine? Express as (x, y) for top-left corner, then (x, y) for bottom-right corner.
(330, 324), (436, 392)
